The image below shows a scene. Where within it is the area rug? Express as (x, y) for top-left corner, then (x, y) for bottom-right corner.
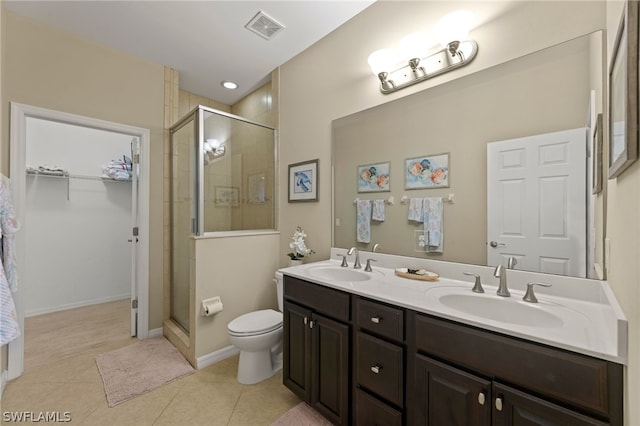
(271, 402), (332, 426)
(95, 337), (194, 407)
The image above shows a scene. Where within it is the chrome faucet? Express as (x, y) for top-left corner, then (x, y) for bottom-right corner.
(372, 243), (381, 253)
(347, 247), (361, 269)
(494, 256), (517, 297)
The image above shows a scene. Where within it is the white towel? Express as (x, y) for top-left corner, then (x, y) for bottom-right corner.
(423, 197), (443, 253)
(372, 200), (385, 221)
(408, 198), (424, 222)
(356, 199), (372, 243)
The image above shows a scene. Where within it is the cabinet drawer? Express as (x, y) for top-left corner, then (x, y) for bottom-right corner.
(284, 275), (350, 322)
(415, 314), (619, 419)
(356, 332), (403, 407)
(355, 388), (402, 426)
(356, 297), (404, 342)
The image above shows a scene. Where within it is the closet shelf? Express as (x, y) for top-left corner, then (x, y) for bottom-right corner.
(26, 171), (131, 182)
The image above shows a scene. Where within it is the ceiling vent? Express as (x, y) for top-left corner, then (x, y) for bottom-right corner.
(245, 11), (285, 40)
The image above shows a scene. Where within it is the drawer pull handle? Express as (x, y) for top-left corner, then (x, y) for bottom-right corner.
(478, 392), (485, 405)
(370, 316), (382, 324)
(370, 365), (382, 374)
(495, 397), (503, 411)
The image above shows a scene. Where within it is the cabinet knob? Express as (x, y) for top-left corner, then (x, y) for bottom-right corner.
(370, 365), (382, 374)
(370, 316), (382, 324)
(309, 320), (315, 329)
(495, 397), (503, 411)
(303, 317), (308, 325)
(478, 392), (485, 405)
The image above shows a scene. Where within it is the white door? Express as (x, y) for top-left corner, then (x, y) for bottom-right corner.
(130, 137), (140, 337)
(487, 128), (587, 277)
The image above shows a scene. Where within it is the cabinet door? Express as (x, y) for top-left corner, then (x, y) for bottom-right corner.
(492, 383), (609, 426)
(311, 312), (350, 425)
(415, 354), (491, 426)
(283, 300), (312, 401)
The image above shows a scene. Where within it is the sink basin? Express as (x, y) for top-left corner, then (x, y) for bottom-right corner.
(306, 266), (374, 282)
(438, 293), (564, 328)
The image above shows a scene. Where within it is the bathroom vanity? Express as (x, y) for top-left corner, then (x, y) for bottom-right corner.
(281, 251), (626, 425)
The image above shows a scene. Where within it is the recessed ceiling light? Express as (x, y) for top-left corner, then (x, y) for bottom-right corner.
(221, 81), (238, 90)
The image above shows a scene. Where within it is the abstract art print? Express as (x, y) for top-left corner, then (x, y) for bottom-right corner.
(405, 153), (450, 189)
(357, 162), (390, 193)
(288, 159), (318, 202)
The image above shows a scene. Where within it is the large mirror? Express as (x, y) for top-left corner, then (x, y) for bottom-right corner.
(332, 31), (605, 279)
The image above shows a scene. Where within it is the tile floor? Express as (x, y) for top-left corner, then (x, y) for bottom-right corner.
(1, 299), (301, 425)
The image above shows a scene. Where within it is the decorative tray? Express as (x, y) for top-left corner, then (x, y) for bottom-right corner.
(394, 268), (439, 281)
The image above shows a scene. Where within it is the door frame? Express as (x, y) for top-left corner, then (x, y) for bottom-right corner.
(7, 102), (150, 380)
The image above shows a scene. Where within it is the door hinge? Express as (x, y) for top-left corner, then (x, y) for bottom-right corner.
(132, 299), (138, 309)
(133, 153), (140, 164)
(132, 226), (139, 236)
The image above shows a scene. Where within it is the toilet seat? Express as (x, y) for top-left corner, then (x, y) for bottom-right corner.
(227, 309), (283, 337)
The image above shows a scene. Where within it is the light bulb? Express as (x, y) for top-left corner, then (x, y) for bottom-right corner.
(398, 32), (433, 61)
(434, 10), (475, 48)
(367, 49), (398, 76)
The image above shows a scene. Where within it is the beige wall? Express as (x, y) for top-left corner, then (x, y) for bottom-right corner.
(605, 1), (640, 424)
(1, 12), (165, 332)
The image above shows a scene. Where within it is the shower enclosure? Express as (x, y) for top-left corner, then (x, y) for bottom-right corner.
(169, 106), (276, 333)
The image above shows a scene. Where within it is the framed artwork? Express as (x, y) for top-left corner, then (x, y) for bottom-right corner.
(357, 162), (390, 193)
(592, 113), (603, 194)
(288, 159), (318, 202)
(215, 186), (239, 206)
(405, 153), (450, 189)
(608, 0), (639, 179)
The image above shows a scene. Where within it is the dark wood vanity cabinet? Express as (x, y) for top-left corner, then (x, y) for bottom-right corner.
(283, 276), (351, 425)
(283, 275), (623, 426)
(411, 312), (622, 426)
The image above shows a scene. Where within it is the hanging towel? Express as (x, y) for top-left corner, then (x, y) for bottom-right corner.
(408, 198), (424, 222)
(0, 175), (20, 345)
(356, 199), (372, 243)
(424, 197), (444, 253)
(372, 200), (385, 222)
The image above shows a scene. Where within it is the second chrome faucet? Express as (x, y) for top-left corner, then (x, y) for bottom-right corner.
(494, 256), (517, 297)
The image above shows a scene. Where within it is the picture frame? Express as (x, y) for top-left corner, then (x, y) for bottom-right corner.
(288, 159), (318, 202)
(405, 153), (450, 189)
(592, 113), (603, 194)
(608, 0), (639, 179)
(214, 186), (239, 206)
(357, 161), (390, 193)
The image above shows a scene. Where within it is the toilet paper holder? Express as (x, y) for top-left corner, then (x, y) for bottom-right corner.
(201, 296), (224, 316)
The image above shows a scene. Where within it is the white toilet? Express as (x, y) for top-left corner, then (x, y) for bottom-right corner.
(227, 271), (284, 384)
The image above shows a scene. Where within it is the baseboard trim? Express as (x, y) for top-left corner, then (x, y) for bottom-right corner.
(25, 294), (130, 317)
(147, 327), (163, 338)
(196, 345), (239, 370)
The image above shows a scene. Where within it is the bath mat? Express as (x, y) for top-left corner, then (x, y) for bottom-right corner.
(271, 402), (332, 426)
(95, 337), (194, 407)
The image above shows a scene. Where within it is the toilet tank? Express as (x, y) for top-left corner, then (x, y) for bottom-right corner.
(275, 271), (284, 312)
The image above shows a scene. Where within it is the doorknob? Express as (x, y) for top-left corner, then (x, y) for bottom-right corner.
(489, 241), (506, 248)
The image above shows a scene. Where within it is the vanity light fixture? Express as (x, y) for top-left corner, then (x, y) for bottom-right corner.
(368, 10), (478, 94)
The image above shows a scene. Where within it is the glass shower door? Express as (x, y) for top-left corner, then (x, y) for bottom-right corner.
(170, 113), (197, 333)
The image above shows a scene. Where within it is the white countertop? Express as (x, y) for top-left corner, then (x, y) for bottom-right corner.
(281, 251), (627, 365)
